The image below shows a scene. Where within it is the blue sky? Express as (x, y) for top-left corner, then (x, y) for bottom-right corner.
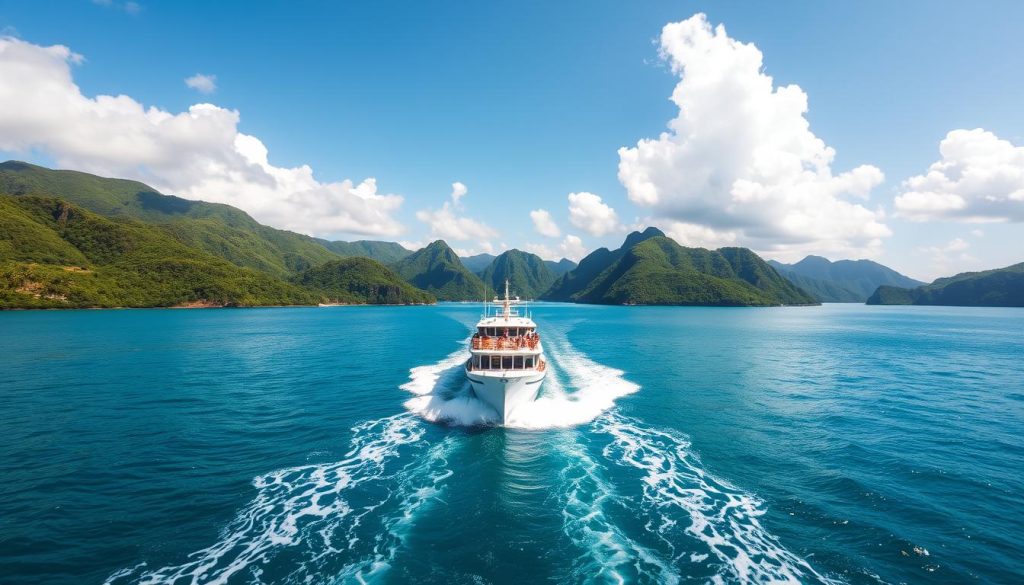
(1, 0), (1022, 280)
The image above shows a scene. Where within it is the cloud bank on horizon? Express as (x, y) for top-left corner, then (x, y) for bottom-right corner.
(0, 11), (1022, 269)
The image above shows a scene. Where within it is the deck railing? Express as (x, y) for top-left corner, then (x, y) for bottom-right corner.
(471, 335), (540, 351)
(466, 358), (546, 372)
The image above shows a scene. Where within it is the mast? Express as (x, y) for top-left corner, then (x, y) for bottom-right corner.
(503, 279), (510, 321)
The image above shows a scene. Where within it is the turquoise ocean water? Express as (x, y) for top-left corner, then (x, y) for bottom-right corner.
(0, 303), (1021, 584)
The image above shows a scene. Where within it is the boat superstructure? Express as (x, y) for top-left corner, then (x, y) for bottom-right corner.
(465, 280), (546, 423)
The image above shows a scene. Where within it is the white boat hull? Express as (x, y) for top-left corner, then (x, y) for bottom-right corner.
(466, 366), (545, 424)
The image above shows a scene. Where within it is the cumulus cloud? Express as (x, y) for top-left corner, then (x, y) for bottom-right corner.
(661, 220), (738, 249)
(567, 192), (621, 236)
(450, 181), (468, 206)
(453, 242), (499, 257)
(415, 182), (497, 242)
(184, 73), (216, 94)
(617, 13), (889, 261)
(0, 36), (404, 238)
(895, 129), (1024, 223)
(529, 208), (561, 238)
(524, 234), (588, 262)
(917, 237), (977, 280)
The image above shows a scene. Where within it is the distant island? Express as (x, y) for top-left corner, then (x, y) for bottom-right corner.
(768, 256), (923, 303)
(867, 263), (1024, 307)
(2, 162), (1020, 310)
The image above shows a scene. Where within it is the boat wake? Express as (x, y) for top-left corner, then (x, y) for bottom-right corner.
(105, 414), (453, 585)
(402, 332), (639, 429)
(573, 413), (840, 585)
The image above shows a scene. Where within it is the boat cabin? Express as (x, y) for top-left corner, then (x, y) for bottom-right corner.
(477, 326), (535, 337)
(470, 354), (538, 371)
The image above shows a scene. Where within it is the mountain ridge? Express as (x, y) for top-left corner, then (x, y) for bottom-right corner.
(479, 249), (557, 299)
(867, 262), (1024, 307)
(390, 240), (485, 301)
(769, 255), (924, 302)
(544, 229), (817, 306)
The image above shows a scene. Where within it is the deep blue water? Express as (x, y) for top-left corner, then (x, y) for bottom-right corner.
(1, 303), (1022, 584)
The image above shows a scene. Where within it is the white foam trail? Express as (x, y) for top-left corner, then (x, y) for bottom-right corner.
(555, 434), (681, 584)
(105, 414), (453, 585)
(402, 331), (639, 429)
(592, 414), (841, 585)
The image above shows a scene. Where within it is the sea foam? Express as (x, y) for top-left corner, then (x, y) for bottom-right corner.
(105, 414), (453, 585)
(592, 413), (841, 585)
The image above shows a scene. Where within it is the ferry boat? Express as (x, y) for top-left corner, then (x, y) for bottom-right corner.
(465, 280), (546, 423)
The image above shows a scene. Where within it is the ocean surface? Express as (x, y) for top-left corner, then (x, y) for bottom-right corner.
(1, 303), (1022, 584)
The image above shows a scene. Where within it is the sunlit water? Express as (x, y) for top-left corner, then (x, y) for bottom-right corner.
(1, 303), (1021, 584)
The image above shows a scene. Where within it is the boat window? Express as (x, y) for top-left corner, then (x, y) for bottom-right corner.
(525, 357), (533, 368)
(514, 356), (524, 369)
(490, 355), (499, 369)
(502, 357), (513, 370)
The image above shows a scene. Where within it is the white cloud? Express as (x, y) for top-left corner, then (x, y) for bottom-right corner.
(567, 192), (620, 236)
(415, 182), (497, 242)
(185, 73), (216, 94)
(662, 220), (738, 249)
(453, 241), (497, 257)
(917, 237), (977, 280)
(0, 36), (404, 238)
(450, 181), (467, 206)
(416, 204), (497, 241)
(971, 229), (985, 237)
(895, 129), (1024, 223)
(617, 13), (889, 261)
(524, 234), (588, 262)
(529, 208), (561, 238)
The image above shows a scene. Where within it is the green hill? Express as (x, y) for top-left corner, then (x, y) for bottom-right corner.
(544, 258), (577, 277)
(479, 250), (557, 299)
(867, 263), (1024, 307)
(293, 257), (434, 304)
(0, 161), (344, 278)
(316, 239), (411, 264)
(767, 262), (862, 302)
(769, 255), (923, 302)
(1, 196), (318, 308)
(390, 240), (485, 301)
(460, 253), (496, 274)
(544, 229), (816, 306)
(543, 227), (666, 301)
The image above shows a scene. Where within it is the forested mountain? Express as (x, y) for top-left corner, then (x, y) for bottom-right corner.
(544, 258), (577, 276)
(0, 196), (318, 308)
(0, 162), (439, 308)
(293, 257), (434, 305)
(769, 256), (923, 302)
(543, 227), (667, 301)
(460, 253), (497, 274)
(0, 161), (417, 274)
(389, 240), (485, 301)
(544, 228), (816, 306)
(479, 250), (557, 299)
(867, 263), (1024, 307)
(316, 240), (411, 264)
